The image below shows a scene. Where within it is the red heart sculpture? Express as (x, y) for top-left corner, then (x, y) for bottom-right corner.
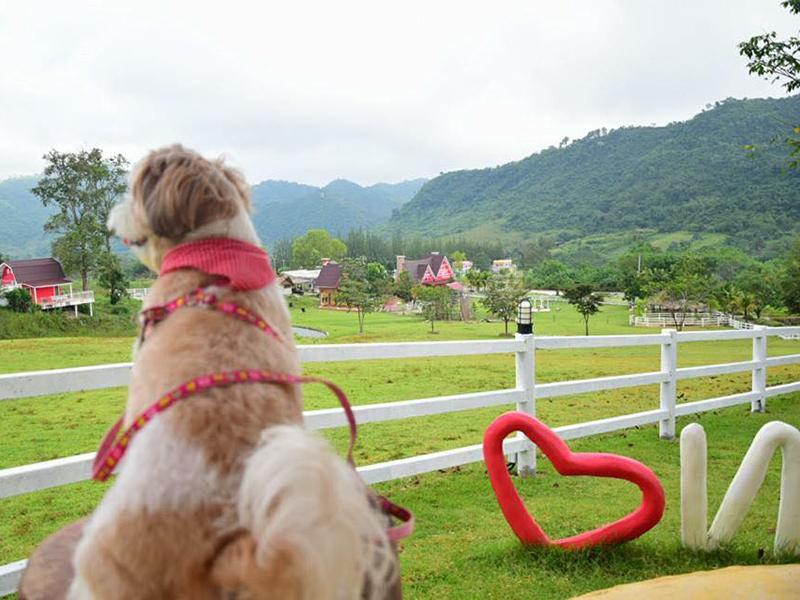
(483, 411), (665, 549)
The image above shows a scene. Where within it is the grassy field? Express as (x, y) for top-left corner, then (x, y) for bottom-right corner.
(0, 300), (798, 598)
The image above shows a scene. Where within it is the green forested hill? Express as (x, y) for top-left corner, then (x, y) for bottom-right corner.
(388, 96), (800, 258)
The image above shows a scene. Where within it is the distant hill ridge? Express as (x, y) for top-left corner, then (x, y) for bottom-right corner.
(388, 96), (800, 258)
(250, 177), (428, 245)
(0, 176), (428, 257)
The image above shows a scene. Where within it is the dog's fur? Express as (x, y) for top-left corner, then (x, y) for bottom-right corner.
(69, 145), (398, 599)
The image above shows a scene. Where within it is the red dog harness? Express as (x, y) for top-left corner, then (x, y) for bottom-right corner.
(93, 239), (413, 542)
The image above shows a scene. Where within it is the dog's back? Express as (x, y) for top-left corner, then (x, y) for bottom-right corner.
(69, 145), (399, 600)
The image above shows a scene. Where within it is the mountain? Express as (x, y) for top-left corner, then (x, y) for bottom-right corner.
(388, 96), (800, 258)
(250, 177), (427, 245)
(0, 176), (427, 258)
(0, 176), (56, 257)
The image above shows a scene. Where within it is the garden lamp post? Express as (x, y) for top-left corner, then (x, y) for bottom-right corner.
(517, 298), (533, 335)
(514, 297), (536, 476)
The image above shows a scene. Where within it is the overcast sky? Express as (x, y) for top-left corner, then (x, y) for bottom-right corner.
(0, 1), (795, 186)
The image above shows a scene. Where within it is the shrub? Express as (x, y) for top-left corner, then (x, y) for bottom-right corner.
(4, 288), (35, 313)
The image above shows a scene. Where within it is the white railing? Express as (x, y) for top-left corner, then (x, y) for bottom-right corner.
(38, 291), (95, 310)
(126, 288), (150, 301)
(730, 316), (800, 340)
(1, 328), (800, 594)
(729, 316), (755, 330)
(630, 312), (729, 328)
(529, 296), (551, 312)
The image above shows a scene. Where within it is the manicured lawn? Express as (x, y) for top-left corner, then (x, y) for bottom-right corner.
(0, 300), (798, 598)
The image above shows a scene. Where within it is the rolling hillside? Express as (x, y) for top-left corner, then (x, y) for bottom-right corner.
(388, 96), (800, 258)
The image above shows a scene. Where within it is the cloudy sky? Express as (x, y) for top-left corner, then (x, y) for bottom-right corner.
(0, 1), (795, 186)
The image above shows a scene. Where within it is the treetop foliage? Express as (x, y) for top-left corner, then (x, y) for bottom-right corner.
(563, 285), (604, 335)
(290, 229), (347, 268)
(31, 149), (128, 291)
(739, 1), (800, 168)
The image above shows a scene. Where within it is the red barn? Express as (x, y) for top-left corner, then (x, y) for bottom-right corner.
(0, 258), (95, 315)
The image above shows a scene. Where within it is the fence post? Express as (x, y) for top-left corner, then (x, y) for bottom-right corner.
(751, 325), (767, 412)
(515, 332), (536, 476)
(659, 328), (677, 439)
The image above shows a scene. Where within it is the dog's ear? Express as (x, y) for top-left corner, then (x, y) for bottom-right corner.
(216, 160), (252, 213)
(132, 145), (241, 239)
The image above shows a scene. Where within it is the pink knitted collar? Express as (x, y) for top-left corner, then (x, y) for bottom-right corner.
(160, 238), (276, 291)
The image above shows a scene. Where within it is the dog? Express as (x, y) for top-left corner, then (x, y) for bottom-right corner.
(69, 145), (399, 599)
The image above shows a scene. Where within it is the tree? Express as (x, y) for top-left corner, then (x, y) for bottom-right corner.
(783, 237), (800, 313)
(271, 238), (293, 272)
(645, 255), (717, 330)
(564, 285), (603, 336)
(739, 0), (800, 167)
(393, 270), (414, 301)
(481, 272), (528, 335)
(714, 282), (739, 316)
(734, 264), (782, 319)
(291, 229), (347, 268)
(414, 285), (453, 333)
(98, 252), (129, 305)
(336, 258), (384, 334)
(450, 250), (467, 271)
(465, 268), (490, 291)
(93, 154), (129, 253)
(731, 290), (759, 322)
(32, 149), (128, 291)
(366, 262), (392, 296)
(526, 260), (574, 293)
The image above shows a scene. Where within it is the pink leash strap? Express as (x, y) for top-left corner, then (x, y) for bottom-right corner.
(92, 369), (413, 540)
(92, 370), (356, 480)
(380, 496), (416, 542)
(140, 288), (282, 340)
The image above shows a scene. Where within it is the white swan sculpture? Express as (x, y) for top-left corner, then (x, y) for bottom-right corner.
(680, 421), (800, 556)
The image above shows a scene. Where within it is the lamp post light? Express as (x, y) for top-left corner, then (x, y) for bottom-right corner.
(517, 298), (533, 335)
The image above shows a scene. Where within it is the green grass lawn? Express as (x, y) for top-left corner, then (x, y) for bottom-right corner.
(0, 301), (798, 598)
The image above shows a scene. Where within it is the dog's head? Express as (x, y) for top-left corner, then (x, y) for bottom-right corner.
(109, 144), (258, 271)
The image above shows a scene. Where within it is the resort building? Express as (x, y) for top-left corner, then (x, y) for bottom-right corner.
(491, 259), (516, 274)
(279, 268), (321, 294)
(396, 253), (454, 286)
(314, 261), (343, 307)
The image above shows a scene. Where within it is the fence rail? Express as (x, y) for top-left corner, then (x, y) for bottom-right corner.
(630, 313), (728, 328)
(1, 326), (800, 595)
(126, 288), (150, 301)
(38, 291), (95, 310)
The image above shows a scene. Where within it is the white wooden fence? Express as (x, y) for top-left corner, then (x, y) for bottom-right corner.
(126, 288), (150, 301)
(730, 316), (800, 340)
(1, 327), (800, 595)
(630, 312), (729, 328)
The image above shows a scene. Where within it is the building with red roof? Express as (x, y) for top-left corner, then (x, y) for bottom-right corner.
(1, 258), (95, 315)
(314, 261), (343, 307)
(396, 252), (454, 286)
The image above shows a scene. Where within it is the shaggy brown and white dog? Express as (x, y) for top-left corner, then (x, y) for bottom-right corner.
(69, 145), (398, 599)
